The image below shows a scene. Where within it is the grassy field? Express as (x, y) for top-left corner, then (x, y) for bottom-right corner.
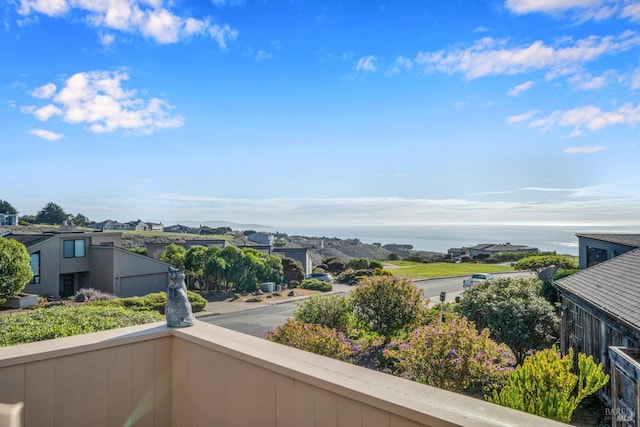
(384, 261), (514, 279)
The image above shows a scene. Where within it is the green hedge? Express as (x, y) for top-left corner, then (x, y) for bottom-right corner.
(0, 305), (162, 347)
(90, 291), (207, 313)
(299, 278), (333, 292)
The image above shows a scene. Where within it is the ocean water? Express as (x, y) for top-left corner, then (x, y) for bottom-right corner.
(275, 224), (640, 256)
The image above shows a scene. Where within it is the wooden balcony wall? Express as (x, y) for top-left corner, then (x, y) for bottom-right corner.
(0, 321), (567, 427)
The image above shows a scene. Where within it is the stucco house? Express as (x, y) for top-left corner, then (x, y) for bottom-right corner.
(467, 243), (538, 258)
(5, 231), (169, 298)
(555, 246), (640, 423)
(0, 213), (18, 226)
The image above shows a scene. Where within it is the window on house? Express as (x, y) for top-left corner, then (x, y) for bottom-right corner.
(29, 252), (40, 284)
(63, 239), (86, 258)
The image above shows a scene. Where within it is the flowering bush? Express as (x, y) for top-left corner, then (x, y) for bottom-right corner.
(265, 319), (358, 362)
(350, 275), (426, 339)
(74, 287), (115, 302)
(294, 295), (352, 332)
(384, 317), (512, 396)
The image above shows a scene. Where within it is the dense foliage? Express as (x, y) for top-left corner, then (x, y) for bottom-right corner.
(162, 244), (284, 293)
(90, 291), (207, 313)
(160, 243), (187, 267)
(323, 257), (346, 275)
(265, 319), (357, 362)
(299, 278), (332, 292)
(0, 199), (17, 214)
(514, 255), (578, 271)
(0, 305), (162, 347)
(489, 347), (609, 423)
(351, 275), (426, 340)
(282, 257), (305, 284)
(458, 278), (559, 364)
(34, 202), (68, 224)
(294, 295), (352, 332)
(0, 238), (33, 304)
(385, 317), (512, 396)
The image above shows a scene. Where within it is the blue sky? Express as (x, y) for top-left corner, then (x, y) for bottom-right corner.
(3, 0), (640, 229)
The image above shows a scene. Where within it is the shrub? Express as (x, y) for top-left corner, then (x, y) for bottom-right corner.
(457, 277), (559, 364)
(385, 317), (512, 396)
(347, 258), (370, 270)
(324, 257), (347, 275)
(299, 278), (332, 292)
(294, 295), (352, 332)
(514, 255), (577, 271)
(0, 305), (162, 347)
(266, 319), (357, 362)
(350, 275), (426, 340)
(288, 280), (300, 289)
(0, 237), (33, 304)
(369, 260), (384, 269)
(488, 346), (609, 423)
(90, 291), (206, 313)
(74, 287), (115, 302)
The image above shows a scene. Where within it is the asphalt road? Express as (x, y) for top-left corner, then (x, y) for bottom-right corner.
(201, 271), (536, 338)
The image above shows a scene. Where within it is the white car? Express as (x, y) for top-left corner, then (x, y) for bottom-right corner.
(462, 273), (494, 289)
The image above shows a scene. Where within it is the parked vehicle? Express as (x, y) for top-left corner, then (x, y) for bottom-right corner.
(462, 273), (494, 289)
(305, 272), (334, 283)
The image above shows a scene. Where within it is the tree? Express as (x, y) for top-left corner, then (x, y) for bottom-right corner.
(74, 213), (90, 227)
(0, 199), (17, 214)
(204, 248), (227, 291)
(0, 238), (34, 303)
(34, 202), (67, 225)
(351, 275), (426, 340)
(184, 245), (208, 289)
(282, 257), (304, 283)
(160, 244), (187, 267)
(458, 277), (559, 364)
(488, 346), (609, 423)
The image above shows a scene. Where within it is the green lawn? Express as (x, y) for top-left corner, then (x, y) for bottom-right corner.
(384, 261), (514, 279)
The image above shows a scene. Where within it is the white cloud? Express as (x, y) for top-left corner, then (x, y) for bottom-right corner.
(355, 55), (378, 72)
(505, 0), (604, 14)
(507, 80), (534, 96)
(523, 186), (576, 192)
(415, 32), (640, 80)
(29, 128), (63, 140)
(385, 56), (413, 77)
(622, 3), (640, 21)
(24, 70), (184, 135)
(255, 50), (272, 61)
(630, 68), (640, 89)
(99, 32), (115, 47)
(30, 82), (56, 99)
(526, 103), (640, 134)
(504, 0), (640, 23)
(564, 145), (605, 153)
(506, 109), (538, 124)
(15, 0), (238, 47)
(34, 104), (62, 120)
(568, 71), (613, 90)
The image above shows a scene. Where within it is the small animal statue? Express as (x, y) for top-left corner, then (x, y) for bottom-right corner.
(165, 266), (195, 328)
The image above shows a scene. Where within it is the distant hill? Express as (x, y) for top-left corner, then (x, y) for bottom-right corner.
(171, 220), (272, 230)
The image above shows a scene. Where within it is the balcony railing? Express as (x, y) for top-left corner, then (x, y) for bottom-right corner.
(0, 321), (567, 426)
